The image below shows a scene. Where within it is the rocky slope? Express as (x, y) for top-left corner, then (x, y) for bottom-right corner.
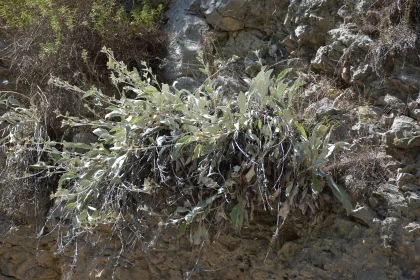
(1, 0), (420, 279)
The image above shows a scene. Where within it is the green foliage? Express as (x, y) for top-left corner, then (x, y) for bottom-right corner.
(293, 121), (351, 215)
(230, 203), (244, 230)
(0, 96), (40, 161)
(0, 49), (352, 248)
(0, 0), (162, 33)
(90, 0), (163, 36)
(0, 0), (166, 89)
(0, 0), (76, 52)
(0, 0), (50, 27)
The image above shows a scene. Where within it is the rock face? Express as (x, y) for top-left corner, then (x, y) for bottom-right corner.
(163, 0), (420, 107)
(162, 0), (209, 88)
(1, 0), (420, 279)
(1, 183), (419, 279)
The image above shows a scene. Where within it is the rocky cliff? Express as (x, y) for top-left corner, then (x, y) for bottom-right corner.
(1, 0), (419, 279)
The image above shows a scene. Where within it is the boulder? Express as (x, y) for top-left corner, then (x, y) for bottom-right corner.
(384, 116), (420, 149)
(162, 0), (208, 84)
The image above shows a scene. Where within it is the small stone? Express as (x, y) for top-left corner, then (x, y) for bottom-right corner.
(173, 76), (201, 93)
(244, 58), (261, 77)
(384, 116), (420, 149)
(315, 98), (339, 119)
(352, 204), (378, 227)
(341, 67), (350, 81)
(396, 173), (416, 185)
(400, 184), (420, 192)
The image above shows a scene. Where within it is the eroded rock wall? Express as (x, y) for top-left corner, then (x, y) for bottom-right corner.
(163, 0), (420, 119)
(1, 0), (420, 279)
(1, 189), (419, 280)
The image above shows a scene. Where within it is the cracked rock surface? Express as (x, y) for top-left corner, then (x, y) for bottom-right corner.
(1, 0), (420, 279)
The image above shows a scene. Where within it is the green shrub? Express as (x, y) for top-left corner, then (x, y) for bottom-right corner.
(90, 0), (163, 36)
(1, 48), (352, 250)
(0, 0), (163, 35)
(0, 0), (167, 89)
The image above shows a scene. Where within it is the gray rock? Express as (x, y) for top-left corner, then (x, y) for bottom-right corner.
(201, 0), (285, 33)
(379, 113), (395, 129)
(392, 73), (420, 95)
(356, 105), (382, 121)
(407, 94), (420, 120)
(387, 192), (411, 218)
(48, 202), (67, 221)
(400, 183), (420, 193)
(375, 94), (406, 112)
(384, 116), (420, 149)
(404, 222), (420, 234)
(411, 109), (420, 121)
(315, 98), (339, 119)
(173, 76), (201, 93)
(295, 25), (310, 44)
(359, 268), (388, 280)
(219, 30), (266, 59)
(398, 165), (417, 174)
(0, 79), (9, 87)
(214, 66), (248, 98)
(406, 191), (420, 210)
(330, 40), (346, 53)
(396, 172), (416, 185)
(328, 27), (361, 48)
(72, 132), (97, 145)
(73, 132), (97, 153)
(285, 58), (310, 71)
(244, 58), (261, 77)
(201, 0), (248, 31)
(351, 63), (372, 85)
(311, 46), (336, 74)
(351, 204), (378, 227)
(282, 35), (297, 53)
(162, 0), (209, 82)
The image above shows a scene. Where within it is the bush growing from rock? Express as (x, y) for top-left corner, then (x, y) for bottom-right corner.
(1, 48), (351, 252)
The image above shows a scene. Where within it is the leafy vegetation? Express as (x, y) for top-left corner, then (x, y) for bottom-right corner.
(0, 0), (167, 89)
(0, 48), (352, 250)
